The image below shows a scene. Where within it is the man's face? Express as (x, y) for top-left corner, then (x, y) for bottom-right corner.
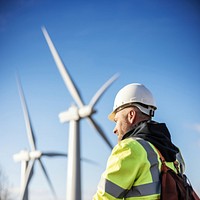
(113, 107), (135, 143)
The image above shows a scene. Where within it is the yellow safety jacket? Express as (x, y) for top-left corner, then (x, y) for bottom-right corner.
(93, 137), (179, 200)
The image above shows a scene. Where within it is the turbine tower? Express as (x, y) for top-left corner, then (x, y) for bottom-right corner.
(42, 26), (118, 200)
(13, 77), (67, 200)
(13, 150), (30, 200)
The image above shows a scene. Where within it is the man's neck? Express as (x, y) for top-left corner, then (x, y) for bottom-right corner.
(122, 120), (149, 140)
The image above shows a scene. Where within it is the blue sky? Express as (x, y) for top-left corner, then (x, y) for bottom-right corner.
(0, 0), (200, 199)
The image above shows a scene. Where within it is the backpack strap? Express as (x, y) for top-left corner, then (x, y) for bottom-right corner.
(154, 147), (180, 174)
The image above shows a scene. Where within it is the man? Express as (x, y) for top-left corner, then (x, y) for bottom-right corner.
(93, 83), (185, 200)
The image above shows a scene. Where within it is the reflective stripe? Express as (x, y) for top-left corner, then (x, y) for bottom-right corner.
(125, 138), (161, 197)
(126, 182), (160, 197)
(98, 178), (128, 198)
(136, 139), (160, 182)
(99, 138), (161, 198)
(99, 178), (160, 198)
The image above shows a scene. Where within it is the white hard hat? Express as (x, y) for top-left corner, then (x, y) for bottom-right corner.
(108, 83), (157, 121)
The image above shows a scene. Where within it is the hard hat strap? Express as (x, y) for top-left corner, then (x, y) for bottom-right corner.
(149, 109), (155, 117)
(133, 103), (155, 117)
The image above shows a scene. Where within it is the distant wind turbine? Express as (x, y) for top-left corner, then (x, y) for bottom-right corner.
(42, 26), (119, 200)
(13, 77), (68, 200)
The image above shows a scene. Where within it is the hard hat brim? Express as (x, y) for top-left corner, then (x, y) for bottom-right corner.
(108, 103), (133, 121)
(108, 111), (115, 121)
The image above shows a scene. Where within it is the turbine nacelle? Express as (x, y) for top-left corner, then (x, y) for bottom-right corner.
(13, 150), (30, 162)
(59, 105), (79, 123)
(59, 105), (95, 123)
(13, 150), (42, 162)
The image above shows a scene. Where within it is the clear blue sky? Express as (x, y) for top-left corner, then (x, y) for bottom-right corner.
(0, 0), (200, 199)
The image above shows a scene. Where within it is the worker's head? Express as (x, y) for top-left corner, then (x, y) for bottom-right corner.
(108, 83), (157, 142)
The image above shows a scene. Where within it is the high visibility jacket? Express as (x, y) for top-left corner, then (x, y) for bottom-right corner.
(93, 137), (179, 200)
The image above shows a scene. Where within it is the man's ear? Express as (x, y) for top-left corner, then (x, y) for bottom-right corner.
(129, 109), (136, 124)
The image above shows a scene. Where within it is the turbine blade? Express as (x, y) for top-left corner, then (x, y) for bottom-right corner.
(89, 73), (119, 108)
(42, 152), (67, 157)
(42, 152), (97, 165)
(38, 158), (57, 198)
(87, 116), (113, 150)
(42, 26), (84, 108)
(21, 160), (35, 200)
(16, 76), (37, 151)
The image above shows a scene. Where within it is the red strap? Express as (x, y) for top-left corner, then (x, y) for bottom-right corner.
(154, 147), (180, 174)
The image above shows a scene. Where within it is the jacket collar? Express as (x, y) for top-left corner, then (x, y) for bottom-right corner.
(122, 120), (179, 162)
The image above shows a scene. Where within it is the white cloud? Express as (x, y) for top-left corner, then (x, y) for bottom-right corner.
(192, 123), (200, 133)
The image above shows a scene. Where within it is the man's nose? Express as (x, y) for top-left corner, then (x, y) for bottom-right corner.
(113, 127), (117, 134)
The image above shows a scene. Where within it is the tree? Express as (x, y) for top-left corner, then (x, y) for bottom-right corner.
(0, 166), (13, 200)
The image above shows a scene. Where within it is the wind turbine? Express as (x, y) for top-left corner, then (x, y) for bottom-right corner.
(13, 77), (68, 200)
(42, 26), (119, 200)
